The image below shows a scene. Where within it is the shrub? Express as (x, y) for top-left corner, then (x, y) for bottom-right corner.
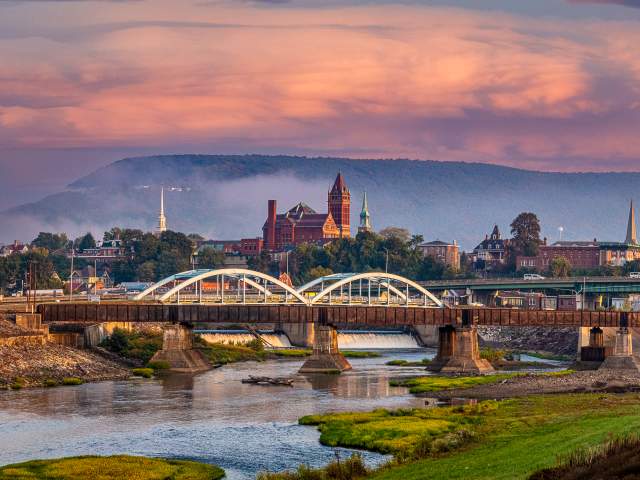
(100, 328), (163, 363)
(146, 360), (170, 370)
(480, 347), (508, 362)
(10, 377), (26, 390)
(132, 368), (154, 379)
(62, 377), (84, 386)
(246, 338), (265, 352)
(44, 379), (58, 387)
(257, 453), (368, 480)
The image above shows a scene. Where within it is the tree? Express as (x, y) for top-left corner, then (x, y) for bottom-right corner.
(510, 212), (542, 257)
(197, 247), (225, 269)
(307, 266), (334, 280)
(75, 233), (96, 251)
(549, 256), (571, 278)
(379, 227), (411, 243)
(31, 232), (69, 252)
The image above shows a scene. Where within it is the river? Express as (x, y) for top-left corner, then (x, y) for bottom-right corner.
(0, 349), (436, 479)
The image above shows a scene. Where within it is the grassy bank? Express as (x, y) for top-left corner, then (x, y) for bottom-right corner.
(0, 455), (224, 480)
(390, 373), (519, 393)
(100, 329), (163, 364)
(298, 393), (640, 480)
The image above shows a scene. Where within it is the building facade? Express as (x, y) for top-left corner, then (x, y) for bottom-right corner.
(517, 201), (640, 271)
(418, 240), (460, 269)
(472, 225), (509, 269)
(262, 173), (350, 251)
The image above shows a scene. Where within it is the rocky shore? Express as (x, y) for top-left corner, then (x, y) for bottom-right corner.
(0, 319), (129, 389)
(428, 369), (640, 400)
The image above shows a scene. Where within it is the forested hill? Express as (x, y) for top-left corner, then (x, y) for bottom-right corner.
(3, 155), (640, 249)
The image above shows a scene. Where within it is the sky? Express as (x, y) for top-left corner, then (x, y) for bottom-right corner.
(1, 0), (640, 208)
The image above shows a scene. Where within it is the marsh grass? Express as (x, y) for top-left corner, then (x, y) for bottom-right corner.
(0, 455), (225, 480)
(341, 351), (382, 358)
(386, 359), (431, 367)
(132, 368), (154, 378)
(198, 341), (268, 364)
(390, 373), (519, 393)
(273, 349), (312, 358)
(300, 402), (497, 460)
(146, 360), (170, 370)
(61, 377), (83, 386)
(257, 453), (368, 480)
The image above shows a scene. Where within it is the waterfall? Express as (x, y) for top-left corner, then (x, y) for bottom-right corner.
(197, 330), (292, 348)
(337, 331), (420, 349)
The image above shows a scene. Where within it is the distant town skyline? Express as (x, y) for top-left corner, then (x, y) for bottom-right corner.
(2, 0), (640, 208)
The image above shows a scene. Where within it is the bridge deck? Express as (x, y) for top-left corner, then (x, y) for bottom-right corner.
(37, 303), (639, 328)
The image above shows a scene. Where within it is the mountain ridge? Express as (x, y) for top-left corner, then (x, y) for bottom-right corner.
(3, 154), (640, 249)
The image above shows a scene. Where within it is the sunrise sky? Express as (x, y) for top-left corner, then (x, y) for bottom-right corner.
(1, 0), (640, 207)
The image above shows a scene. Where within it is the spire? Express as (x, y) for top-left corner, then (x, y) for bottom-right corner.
(157, 187), (167, 234)
(626, 199), (637, 244)
(491, 225), (500, 240)
(330, 172), (349, 194)
(358, 191), (372, 233)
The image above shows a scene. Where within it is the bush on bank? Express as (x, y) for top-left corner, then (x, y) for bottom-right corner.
(0, 455), (225, 480)
(100, 328), (163, 364)
(258, 453), (368, 480)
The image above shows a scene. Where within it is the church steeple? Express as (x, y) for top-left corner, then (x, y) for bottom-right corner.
(157, 187), (167, 234)
(328, 172), (351, 238)
(358, 191), (372, 233)
(626, 199), (637, 244)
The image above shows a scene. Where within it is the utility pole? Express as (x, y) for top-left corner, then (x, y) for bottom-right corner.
(384, 248), (389, 274)
(69, 248), (74, 302)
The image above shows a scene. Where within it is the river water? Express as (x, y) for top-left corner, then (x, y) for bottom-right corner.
(0, 349), (437, 479)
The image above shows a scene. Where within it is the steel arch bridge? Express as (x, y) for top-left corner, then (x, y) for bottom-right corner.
(134, 269), (443, 307)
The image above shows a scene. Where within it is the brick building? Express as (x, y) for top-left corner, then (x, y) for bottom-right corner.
(263, 173), (350, 251)
(418, 240), (460, 269)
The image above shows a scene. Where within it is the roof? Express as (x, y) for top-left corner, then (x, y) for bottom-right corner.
(330, 172), (349, 195)
(420, 240), (455, 247)
(549, 241), (599, 248)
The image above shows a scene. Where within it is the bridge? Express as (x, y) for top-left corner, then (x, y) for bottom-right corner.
(421, 276), (640, 295)
(34, 269), (640, 375)
(133, 269), (443, 307)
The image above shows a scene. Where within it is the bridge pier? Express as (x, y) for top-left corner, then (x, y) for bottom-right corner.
(150, 324), (211, 373)
(599, 328), (640, 371)
(299, 322), (351, 374)
(429, 325), (494, 374)
(278, 321), (315, 348)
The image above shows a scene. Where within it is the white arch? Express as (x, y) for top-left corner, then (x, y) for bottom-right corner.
(296, 273), (356, 293)
(133, 269), (201, 300)
(157, 268), (308, 303)
(309, 272), (443, 307)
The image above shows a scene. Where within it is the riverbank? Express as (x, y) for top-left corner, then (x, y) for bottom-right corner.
(292, 393), (640, 480)
(0, 455), (224, 480)
(0, 319), (129, 389)
(423, 369), (640, 399)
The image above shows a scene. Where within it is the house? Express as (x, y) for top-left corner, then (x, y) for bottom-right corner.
(418, 240), (460, 269)
(0, 240), (29, 257)
(472, 225), (510, 270)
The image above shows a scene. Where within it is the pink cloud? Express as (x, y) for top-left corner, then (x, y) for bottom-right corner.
(1, 2), (640, 172)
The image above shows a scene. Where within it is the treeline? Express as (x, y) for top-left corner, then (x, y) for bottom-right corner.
(249, 228), (471, 284)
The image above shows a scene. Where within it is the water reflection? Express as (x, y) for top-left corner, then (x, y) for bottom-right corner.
(0, 349), (433, 480)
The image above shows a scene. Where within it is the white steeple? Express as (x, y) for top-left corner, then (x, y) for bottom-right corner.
(157, 187), (167, 234)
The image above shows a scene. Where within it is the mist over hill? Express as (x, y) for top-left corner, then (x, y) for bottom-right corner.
(2, 155), (639, 250)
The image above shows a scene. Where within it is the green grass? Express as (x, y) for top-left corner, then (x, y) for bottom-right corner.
(390, 373), (519, 394)
(272, 349), (311, 358)
(132, 368), (154, 378)
(341, 351), (382, 358)
(300, 402), (497, 460)
(146, 360), (170, 370)
(258, 453), (368, 480)
(386, 359), (432, 367)
(198, 342), (268, 364)
(368, 394), (640, 480)
(61, 377), (83, 386)
(0, 455), (225, 480)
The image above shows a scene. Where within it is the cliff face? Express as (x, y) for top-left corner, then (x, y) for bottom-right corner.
(2, 154), (640, 248)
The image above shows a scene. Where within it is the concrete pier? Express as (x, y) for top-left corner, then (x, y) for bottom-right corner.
(429, 325), (494, 374)
(150, 324), (211, 373)
(299, 325), (351, 374)
(599, 328), (640, 371)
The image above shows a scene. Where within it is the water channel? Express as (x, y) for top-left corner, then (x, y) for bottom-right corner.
(0, 349), (437, 479)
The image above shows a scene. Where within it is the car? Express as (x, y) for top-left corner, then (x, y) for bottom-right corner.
(524, 274), (546, 280)
(629, 272), (640, 279)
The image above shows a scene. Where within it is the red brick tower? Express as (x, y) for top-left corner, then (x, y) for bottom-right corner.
(328, 172), (351, 238)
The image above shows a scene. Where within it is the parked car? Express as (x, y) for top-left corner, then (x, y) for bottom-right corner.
(524, 274), (545, 280)
(629, 272), (640, 279)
